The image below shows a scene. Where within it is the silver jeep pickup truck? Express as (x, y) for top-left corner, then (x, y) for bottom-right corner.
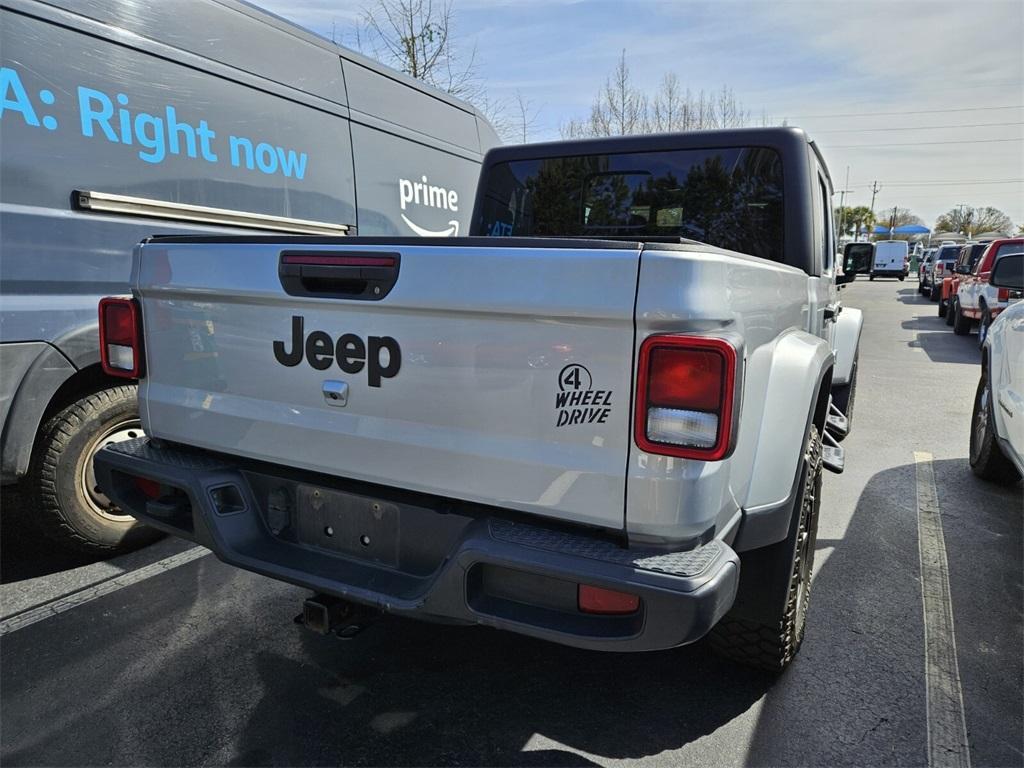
(94, 128), (862, 671)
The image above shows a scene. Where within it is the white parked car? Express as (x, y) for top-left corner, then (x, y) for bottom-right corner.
(971, 253), (1024, 483)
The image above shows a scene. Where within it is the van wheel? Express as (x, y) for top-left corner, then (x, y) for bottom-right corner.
(869, 274), (875, 281)
(953, 300), (971, 335)
(709, 426), (822, 672)
(970, 373), (1020, 484)
(25, 386), (163, 555)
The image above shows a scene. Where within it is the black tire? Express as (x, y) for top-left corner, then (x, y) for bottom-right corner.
(709, 426), (823, 672)
(953, 299), (971, 335)
(944, 297), (955, 325)
(929, 283), (940, 301)
(24, 386), (163, 555)
(830, 352), (858, 441)
(977, 308), (990, 349)
(899, 276), (905, 282)
(869, 274), (875, 281)
(938, 297), (948, 318)
(969, 373), (1021, 484)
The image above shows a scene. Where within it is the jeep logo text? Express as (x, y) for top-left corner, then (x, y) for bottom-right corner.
(273, 315), (401, 387)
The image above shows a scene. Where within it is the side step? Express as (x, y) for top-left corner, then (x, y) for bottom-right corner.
(821, 429), (845, 474)
(825, 402), (849, 440)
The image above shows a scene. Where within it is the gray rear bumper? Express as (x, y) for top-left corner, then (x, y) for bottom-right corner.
(94, 438), (739, 652)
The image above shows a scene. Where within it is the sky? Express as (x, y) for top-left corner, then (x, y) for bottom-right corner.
(257, 0), (1024, 230)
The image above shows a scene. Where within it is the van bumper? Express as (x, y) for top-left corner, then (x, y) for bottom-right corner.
(95, 438), (739, 652)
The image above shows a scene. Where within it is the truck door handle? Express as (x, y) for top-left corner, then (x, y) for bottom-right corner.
(279, 252), (400, 300)
(824, 303), (842, 321)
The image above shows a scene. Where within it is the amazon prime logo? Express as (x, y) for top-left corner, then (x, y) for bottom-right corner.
(398, 175), (460, 237)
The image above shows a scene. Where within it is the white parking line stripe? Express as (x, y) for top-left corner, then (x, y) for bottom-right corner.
(0, 546), (210, 636)
(914, 451), (972, 768)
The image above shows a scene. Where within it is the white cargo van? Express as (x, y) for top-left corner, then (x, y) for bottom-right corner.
(871, 240), (908, 280)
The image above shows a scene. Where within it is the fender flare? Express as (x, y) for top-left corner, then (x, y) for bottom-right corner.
(734, 329), (833, 551)
(831, 306), (863, 386)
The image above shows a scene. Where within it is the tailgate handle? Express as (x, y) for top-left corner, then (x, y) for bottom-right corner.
(279, 251), (400, 301)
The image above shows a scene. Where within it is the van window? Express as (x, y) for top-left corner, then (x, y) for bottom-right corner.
(477, 146), (785, 262)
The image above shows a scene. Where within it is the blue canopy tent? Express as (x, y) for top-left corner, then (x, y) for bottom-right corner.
(893, 224), (930, 235)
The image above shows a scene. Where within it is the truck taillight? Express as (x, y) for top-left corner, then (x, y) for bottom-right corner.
(634, 335), (737, 461)
(997, 288), (1010, 302)
(935, 262), (945, 273)
(99, 297), (143, 378)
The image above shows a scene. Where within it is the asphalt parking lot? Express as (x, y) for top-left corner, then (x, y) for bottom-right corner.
(1, 280), (1021, 768)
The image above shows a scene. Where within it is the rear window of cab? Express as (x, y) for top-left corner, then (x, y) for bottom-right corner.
(476, 146), (785, 263)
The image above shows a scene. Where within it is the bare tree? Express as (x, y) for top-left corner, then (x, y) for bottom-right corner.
(935, 205), (1013, 237)
(360, 0), (481, 100)
(512, 90), (540, 144)
(561, 51), (752, 138)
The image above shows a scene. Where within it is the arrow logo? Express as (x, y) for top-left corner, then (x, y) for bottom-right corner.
(401, 214), (459, 237)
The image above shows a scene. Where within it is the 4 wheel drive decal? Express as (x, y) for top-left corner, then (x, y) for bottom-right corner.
(273, 315), (401, 387)
(555, 364), (612, 427)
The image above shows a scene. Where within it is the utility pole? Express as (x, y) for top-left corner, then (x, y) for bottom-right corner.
(890, 205), (898, 235)
(837, 166), (851, 241)
(868, 180), (881, 240)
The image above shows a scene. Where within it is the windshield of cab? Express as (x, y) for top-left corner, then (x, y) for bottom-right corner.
(476, 146), (784, 262)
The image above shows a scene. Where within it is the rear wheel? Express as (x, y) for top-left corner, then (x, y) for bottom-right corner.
(709, 426), (823, 672)
(969, 373), (1020, 484)
(978, 309), (991, 349)
(929, 284), (940, 301)
(938, 297), (948, 318)
(953, 299), (971, 335)
(25, 386), (163, 555)
(869, 274), (875, 281)
(944, 297), (955, 325)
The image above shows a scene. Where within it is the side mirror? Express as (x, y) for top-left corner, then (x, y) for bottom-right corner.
(836, 271), (856, 286)
(990, 253), (1024, 290)
(955, 265), (971, 275)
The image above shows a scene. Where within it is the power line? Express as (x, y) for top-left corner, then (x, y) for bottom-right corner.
(850, 179), (1024, 188)
(816, 121), (1024, 134)
(828, 137), (1023, 148)
(787, 104), (1023, 119)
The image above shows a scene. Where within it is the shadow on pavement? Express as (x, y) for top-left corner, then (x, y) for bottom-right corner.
(1, 462), (1019, 767)
(0, 488), (96, 583)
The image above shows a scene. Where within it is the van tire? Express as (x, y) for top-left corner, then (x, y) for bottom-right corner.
(25, 385), (162, 555)
(709, 426), (823, 672)
(970, 373), (1020, 484)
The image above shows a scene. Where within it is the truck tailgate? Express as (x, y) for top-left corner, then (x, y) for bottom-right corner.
(136, 239), (639, 531)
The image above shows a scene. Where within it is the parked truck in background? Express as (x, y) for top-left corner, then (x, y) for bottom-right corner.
(948, 239), (1022, 342)
(95, 128), (862, 671)
(0, 0), (498, 553)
